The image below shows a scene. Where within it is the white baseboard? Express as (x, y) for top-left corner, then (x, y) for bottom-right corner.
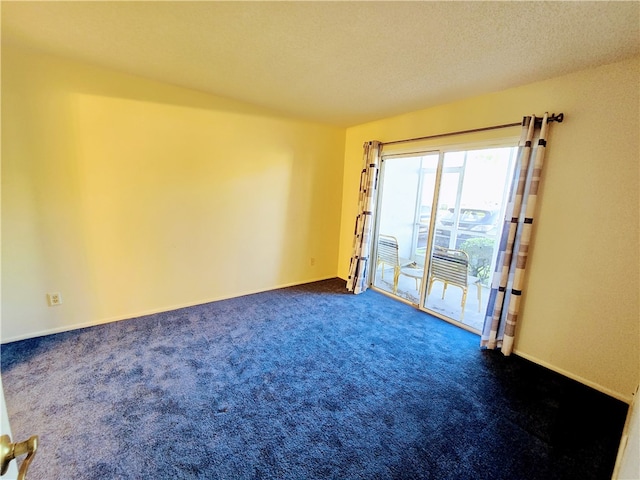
(1, 275), (338, 344)
(513, 348), (633, 404)
(5, 278), (631, 406)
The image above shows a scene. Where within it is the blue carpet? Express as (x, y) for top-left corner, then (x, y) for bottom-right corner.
(1, 279), (628, 479)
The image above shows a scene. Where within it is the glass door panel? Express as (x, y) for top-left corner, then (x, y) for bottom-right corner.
(373, 153), (438, 304)
(423, 147), (515, 331)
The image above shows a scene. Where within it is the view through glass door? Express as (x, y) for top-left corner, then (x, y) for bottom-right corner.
(373, 145), (516, 332)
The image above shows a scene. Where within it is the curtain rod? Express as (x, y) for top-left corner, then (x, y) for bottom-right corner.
(382, 112), (564, 147)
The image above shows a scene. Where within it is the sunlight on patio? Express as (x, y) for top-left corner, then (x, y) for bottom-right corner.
(374, 264), (488, 332)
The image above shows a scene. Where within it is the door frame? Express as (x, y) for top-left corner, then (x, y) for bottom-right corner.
(369, 136), (520, 332)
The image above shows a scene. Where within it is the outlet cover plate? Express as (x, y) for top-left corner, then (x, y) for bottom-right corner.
(47, 293), (62, 306)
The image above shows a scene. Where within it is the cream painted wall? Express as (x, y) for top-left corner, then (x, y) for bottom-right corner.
(338, 57), (640, 402)
(1, 46), (345, 342)
(3, 44), (638, 403)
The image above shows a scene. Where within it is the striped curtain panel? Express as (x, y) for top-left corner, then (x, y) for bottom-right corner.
(346, 141), (382, 294)
(481, 114), (550, 355)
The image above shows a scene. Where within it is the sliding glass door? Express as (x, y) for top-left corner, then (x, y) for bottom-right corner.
(372, 153), (438, 304)
(372, 145), (516, 332)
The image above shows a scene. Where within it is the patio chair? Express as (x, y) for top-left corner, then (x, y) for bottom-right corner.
(427, 246), (481, 320)
(376, 235), (416, 294)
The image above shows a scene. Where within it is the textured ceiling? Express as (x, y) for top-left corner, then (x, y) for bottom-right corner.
(2, 1), (639, 126)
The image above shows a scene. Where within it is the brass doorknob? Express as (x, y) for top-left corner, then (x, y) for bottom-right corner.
(0, 434), (38, 480)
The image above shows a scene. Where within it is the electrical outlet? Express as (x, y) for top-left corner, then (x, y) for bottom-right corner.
(47, 293), (62, 306)
(310, 257), (316, 266)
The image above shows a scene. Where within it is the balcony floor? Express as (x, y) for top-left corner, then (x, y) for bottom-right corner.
(373, 265), (489, 332)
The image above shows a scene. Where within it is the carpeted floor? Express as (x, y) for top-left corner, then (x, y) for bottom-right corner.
(1, 278), (628, 479)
